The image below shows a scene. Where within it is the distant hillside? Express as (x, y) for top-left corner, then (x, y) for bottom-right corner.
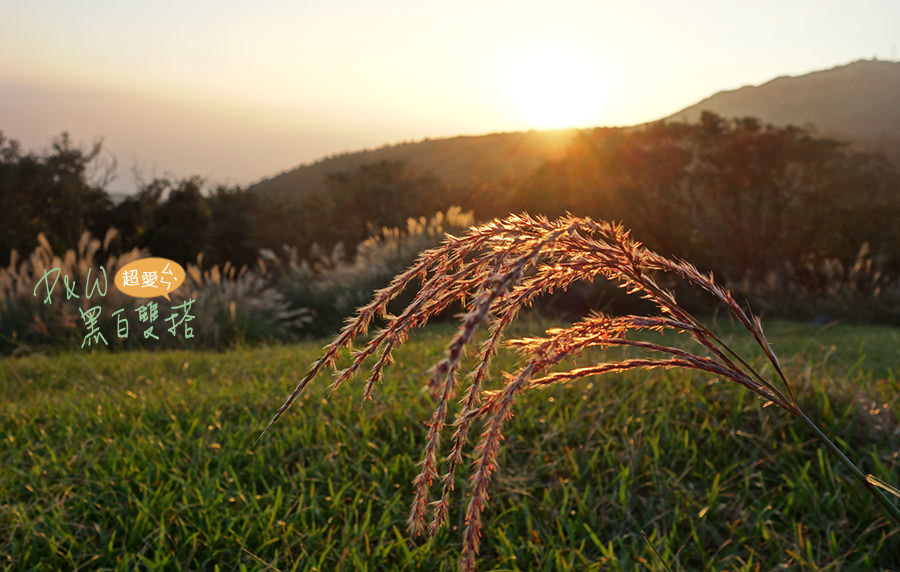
(250, 59), (900, 199)
(247, 129), (581, 199)
(664, 59), (900, 159)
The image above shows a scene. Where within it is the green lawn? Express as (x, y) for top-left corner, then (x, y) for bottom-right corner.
(1, 319), (899, 571)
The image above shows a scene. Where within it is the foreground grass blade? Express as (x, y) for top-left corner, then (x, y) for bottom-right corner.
(267, 213), (900, 571)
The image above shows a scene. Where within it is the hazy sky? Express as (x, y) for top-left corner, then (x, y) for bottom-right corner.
(2, 0), (898, 192)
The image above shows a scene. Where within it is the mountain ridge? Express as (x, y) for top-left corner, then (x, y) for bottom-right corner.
(663, 59), (900, 156)
(247, 128), (583, 199)
(248, 59), (900, 198)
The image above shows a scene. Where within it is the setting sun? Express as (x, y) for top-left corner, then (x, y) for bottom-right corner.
(506, 43), (610, 129)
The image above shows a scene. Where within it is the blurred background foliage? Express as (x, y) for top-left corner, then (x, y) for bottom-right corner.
(2, 111), (899, 354)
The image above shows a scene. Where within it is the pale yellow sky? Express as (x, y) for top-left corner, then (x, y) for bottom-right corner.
(1, 0), (898, 192)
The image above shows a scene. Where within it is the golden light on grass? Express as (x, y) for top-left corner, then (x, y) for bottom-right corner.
(265, 214), (900, 571)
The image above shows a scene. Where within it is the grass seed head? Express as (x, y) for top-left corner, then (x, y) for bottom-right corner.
(267, 213), (900, 571)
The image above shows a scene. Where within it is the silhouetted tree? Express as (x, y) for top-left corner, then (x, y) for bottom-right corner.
(0, 132), (113, 263)
(107, 177), (166, 251)
(664, 112), (899, 277)
(325, 160), (448, 247)
(139, 177), (211, 264)
(250, 160), (453, 257)
(205, 185), (259, 268)
(514, 113), (900, 280)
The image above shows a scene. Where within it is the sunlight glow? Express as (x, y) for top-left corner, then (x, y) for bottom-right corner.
(506, 43), (610, 129)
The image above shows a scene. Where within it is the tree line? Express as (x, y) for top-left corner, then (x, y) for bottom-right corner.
(3, 111), (899, 286)
(508, 113), (900, 280)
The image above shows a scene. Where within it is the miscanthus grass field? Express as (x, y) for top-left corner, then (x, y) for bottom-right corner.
(2, 319), (899, 571)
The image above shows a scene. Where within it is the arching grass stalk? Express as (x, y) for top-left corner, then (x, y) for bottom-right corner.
(261, 213), (900, 572)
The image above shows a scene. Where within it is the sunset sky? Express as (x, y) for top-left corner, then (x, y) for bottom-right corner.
(2, 0), (898, 193)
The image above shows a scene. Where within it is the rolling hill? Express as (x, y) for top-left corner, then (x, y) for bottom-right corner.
(664, 58), (900, 159)
(248, 59), (900, 198)
(247, 128), (582, 199)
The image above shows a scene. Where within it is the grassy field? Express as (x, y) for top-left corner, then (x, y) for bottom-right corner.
(1, 318), (899, 571)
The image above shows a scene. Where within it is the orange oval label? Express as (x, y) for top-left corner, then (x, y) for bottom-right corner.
(114, 257), (186, 301)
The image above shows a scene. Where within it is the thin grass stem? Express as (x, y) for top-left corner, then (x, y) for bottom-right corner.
(796, 409), (900, 527)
